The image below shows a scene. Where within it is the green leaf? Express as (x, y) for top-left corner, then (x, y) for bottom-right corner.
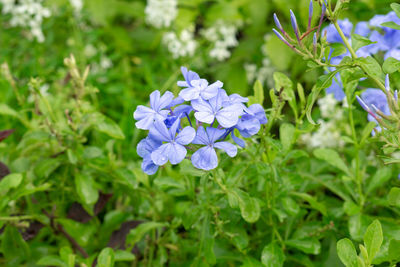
(1, 225), (30, 262)
(388, 187), (400, 207)
(98, 248), (115, 267)
(366, 167), (392, 195)
(279, 123), (295, 151)
(273, 72), (297, 116)
(391, 3), (400, 18)
(37, 255), (66, 267)
(337, 238), (358, 267)
(363, 220), (383, 262)
(351, 34), (375, 52)
(313, 148), (350, 175)
(0, 173), (23, 195)
(305, 69), (343, 124)
(261, 242), (285, 267)
(281, 196), (300, 216)
(235, 189), (260, 223)
(34, 158), (61, 179)
(90, 112), (125, 139)
(248, 80), (264, 105)
(75, 174), (99, 205)
(331, 43), (348, 58)
(126, 222), (168, 247)
(381, 21), (400, 30)
(360, 121), (378, 146)
(285, 238), (321, 255)
(355, 57), (384, 83)
(114, 250), (136, 261)
(382, 57), (400, 74)
(291, 192), (327, 216)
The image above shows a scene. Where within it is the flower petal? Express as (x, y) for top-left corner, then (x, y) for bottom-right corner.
(168, 143), (187, 165)
(142, 156), (159, 175)
(149, 120), (172, 142)
(176, 126), (195, 145)
(231, 131), (246, 148)
(179, 87), (200, 101)
(195, 112), (215, 124)
(206, 127), (226, 143)
(151, 143), (172, 166)
(214, 142), (237, 157)
(216, 104), (242, 128)
(149, 90), (161, 110)
(135, 115), (155, 130)
(192, 127), (209, 145)
(191, 146), (218, 170)
(157, 91), (174, 110)
(191, 98), (213, 113)
(133, 105), (155, 120)
(201, 81), (222, 100)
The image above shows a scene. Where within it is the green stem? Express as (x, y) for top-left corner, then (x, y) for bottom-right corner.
(0, 215), (36, 221)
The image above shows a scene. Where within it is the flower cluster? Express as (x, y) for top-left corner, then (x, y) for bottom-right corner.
(201, 20), (241, 61)
(0, 0), (51, 42)
(145, 0), (177, 29)
(134, 67), (267, 174)
(324, 12), (400, 101)
(162, 28), (197, 58)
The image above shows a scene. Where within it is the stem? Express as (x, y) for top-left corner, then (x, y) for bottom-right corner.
(0, 215), (36, 221)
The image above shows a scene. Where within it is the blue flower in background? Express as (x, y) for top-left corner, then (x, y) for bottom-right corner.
(326, 74), (346, 101)
(325, 19), (353, 44)
(191, 90), (243, 128)
(137, 137), (162, 175)
(369, 12), (400, 59)
(134, 90), (174, 129)
(359, 88), (390, 134)
(149, 118), (195, 166)
(191, 127), (237, 170)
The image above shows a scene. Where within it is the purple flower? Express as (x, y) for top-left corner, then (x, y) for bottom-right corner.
(191, 127), (237, 170)
(179, 79), (223, 101)
(149, 118), (195, 165)
(326, 74), (346, 101)
(134, 90), (174, 130)
(177, 66), (200, 88)
(324, 19), (353, 44)
(191, 91), (242, 128)
(137, 137), (162, 175)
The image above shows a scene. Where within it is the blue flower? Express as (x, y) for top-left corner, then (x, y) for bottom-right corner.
(149, 118), (195, 165)
(191, 90), (242, 128)
(134, 90), (174, 130)
(324, 19), (353, 44)
(326, 74), (346, 101)
(191, 127), (237, 170)
(179, 78), (223, 101)
(177, 66), (200, 88)
(137, 137), (162, 175)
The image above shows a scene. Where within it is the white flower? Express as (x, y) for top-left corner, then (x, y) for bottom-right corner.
(163, 28), (197, 58)
(28, 83), (50, 102)
(145, 0), (177, 28)
(84, 44), (97, 58)
(69, 0), (83, 14)
(100, 56), (113, 69)
(1, 0), (51, 42)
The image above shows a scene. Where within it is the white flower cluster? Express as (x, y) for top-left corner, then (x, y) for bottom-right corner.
(0, 0), (51, 42)
(69, 0), (83, 15)
(202, 20), (240, 61)
(301, 94), (345, 149)
(145, 0), (177, 28)
(163, 29), (197, 59)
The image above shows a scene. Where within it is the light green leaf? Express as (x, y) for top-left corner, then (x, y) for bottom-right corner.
(285, 238), (321, 255)
(248, 80), (264, 105)
(382, 57), (400, 74)
(75, 174), (98, 205)
(366, 167), (392, 195)
(291, 192), (327, 216)
(391, 3), (400, 18)
(381, 21), (400, 30)
(388, 239), (400, 261)
(313, 148), (350, 175)
(280, 123), (295, 151)
(337, 238), (358, 267)
(351, 34), (375, 52)
(388, 187), (400, 207)
(0, 173), (23, 195)
(98, 247), (115, 267)
(37, 256), (66, 267)
(114, 250), (136, 261)
(261, 242), (285, 267)
(235, 189), (260, 223)
(126, 222), (168, 247)
(363, 220), (383, 262)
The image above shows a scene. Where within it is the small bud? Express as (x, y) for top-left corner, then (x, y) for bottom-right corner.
(273, 13), (283, 32)
(356, 95), (370, 112)
(395, 90), (398, 102)
(290, 10), (301, 43)
(308, 0), (313, 29)
(273, 29), (290, 46)
(385, 74), (390, 92)
(313, 32), (317, 54)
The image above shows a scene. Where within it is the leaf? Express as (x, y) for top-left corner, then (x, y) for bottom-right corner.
(0, 129), (14, 142)
(261, 242), (285, 267)
(337, 238), (358, 267)
(291, 192), (327, 216)
(114, 250), (136, 261)
(280, 123), (295, 151)
(34, 158), (61, 179)
(126, 222), (167, 247)
(366, 167), (392, 195)
(351, 34), (375, 52)
(313, 148), (350, 175)
(0, 173), (23, 195)
(281, 196), (300, 216)
(235, 189), (260, 223)
(274, 72), (297, 116)
(391, 3), (400, 18)
(1, 225), (30, 262)
(285, 238), (321, 255)
(363, 220), (383, 262)
(382, 57), (400, 74)
(331, 43), (348, 58)
(388, 239), (400, 261)
(97, 116), (125, 139)
(355, 57), (384, 83)
(248, 80), (264, 105)
(75, 174), (99, 205)
(37, 255), (66, 267)
(388, 187), (400, 207)
(305, 68), (343, 125)
(381, 21), (400, 30)
(360, 121), (378, 146)
(98, 247), (115, 267)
